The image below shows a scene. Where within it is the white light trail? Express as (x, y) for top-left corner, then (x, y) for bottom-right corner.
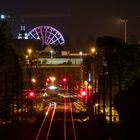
(35, 104), (51, 140)
(46, 103), (56, 140)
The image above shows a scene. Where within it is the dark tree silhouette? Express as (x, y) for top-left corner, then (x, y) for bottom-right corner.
(0, 17), (23, 123)
(114, 78), (140, 139)
(96, 36), (140, 139)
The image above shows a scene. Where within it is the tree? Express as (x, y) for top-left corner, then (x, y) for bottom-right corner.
(114, 79), (140, 139)
(96, 36), (140, 139)
(96, 35), (140, 91)
(0, 16), (23, 122)
(95, 36), (123, 123)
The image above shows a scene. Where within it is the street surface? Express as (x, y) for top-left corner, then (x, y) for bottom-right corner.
(0, 90), (119, 140)
(35, 93), (77, 140)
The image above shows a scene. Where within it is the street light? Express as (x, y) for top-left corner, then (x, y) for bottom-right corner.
(27, 48), (33, 88)
(90, 47), (96, 80)
(50, 50), (53, 64)
(27, 48), (32, 57)
(0, 14), (6, 20)
(120, 18), (128, 42)
(31, 78), (36, 83)
(86, 47), (97, 123)
(49, 76), (56, 84)
(50, 50), (53, 59)
(79, 51), (83, 58)
(91, 47), (96, 54)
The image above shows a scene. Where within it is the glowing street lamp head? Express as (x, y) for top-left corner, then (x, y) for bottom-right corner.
(91, 47), (96, 54)
(84, 81), (88, 86)
(50, 50), (53, 58)
(50, 50), (53, 53)
(27, 48), (32, 55)
(79, 51), (83, 55)
(120, 18), (128, 23)
(31, 78), (36, 83)
(50, 76), (56, 83)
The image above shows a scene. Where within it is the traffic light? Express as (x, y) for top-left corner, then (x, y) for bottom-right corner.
(45, 77), (50, 86)
(61, 77), (68, 90)
(81, 89), (87, 97)
(80, 89), (87, 104)
(81, 91), (86, 96)
(46, 77), (50, 82)
(62, 77), (67, 82)
(28, 91), (35, 99)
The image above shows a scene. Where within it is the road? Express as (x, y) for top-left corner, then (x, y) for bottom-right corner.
(35, 94), (77, 140)
(0, 91), (110, 140)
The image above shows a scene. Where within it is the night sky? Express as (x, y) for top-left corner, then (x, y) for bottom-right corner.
(1, 0), (140, 44)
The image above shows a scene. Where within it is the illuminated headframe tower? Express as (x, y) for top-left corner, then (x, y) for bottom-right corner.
(18, 19), (28, 39)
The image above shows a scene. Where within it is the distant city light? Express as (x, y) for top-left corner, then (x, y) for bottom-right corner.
(31, 78), (36, 83)
(27, 48), (32, 55)
(0, 14), (6, 19)
(48, 85), (58, 90)
(91, 47), (96, 54)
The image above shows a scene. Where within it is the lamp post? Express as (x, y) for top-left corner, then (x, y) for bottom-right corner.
(120, 18), (128, 42)
(91, 47), (96, 54)
(31, 78), (36, 88)
(31, 78), (36, 83)
(79, 51), (83, 58)
(27, 48), (32, 88)
(50, 50), (53, 64)
(88, 47), (96, 123)
(50, 50), (53, 58)
(50, 76), (56, 85)
(91, 47), (96, 81)
(79, 51), (83, 89)
(27, 49), (32, 58)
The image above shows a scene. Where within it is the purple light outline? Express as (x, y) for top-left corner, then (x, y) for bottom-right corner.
(27, 25), (65, 45)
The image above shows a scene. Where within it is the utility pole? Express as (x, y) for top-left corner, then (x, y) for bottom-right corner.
(27, 48), (32, 88)
(109, 62), (112, 137)
(120, 18), (128, 42)
(4, 72), (8, 124)
(102, 56), (107, 115)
